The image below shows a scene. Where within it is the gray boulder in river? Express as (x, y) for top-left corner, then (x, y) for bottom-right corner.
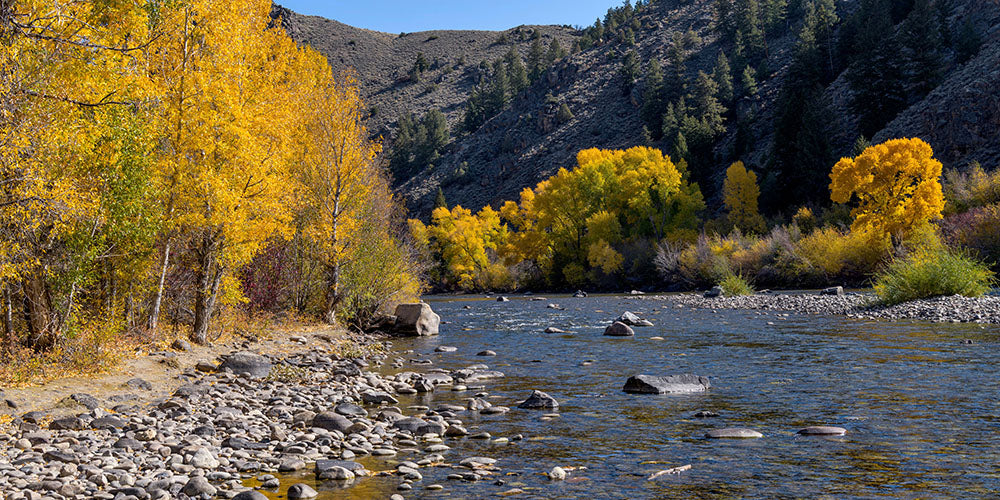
(393, 302), (440, 336)
(603, 321), (635, 336)
(623, 374), (711, 394)
(517, 390), (559, 409)
(218, 351), (272, 378)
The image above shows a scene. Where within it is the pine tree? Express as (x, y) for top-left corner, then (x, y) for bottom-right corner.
(715, 0), (737, 42)
(692, 71), (726, 135)
(741, 65), (758, 97)
(673, 130), (690, 162)
(527, 38), (545, 81)
(641, 60), (666, 137)
(713, 51), (734, 103)
(620, 49), (641, 95)
(505, 49), (530, 95)
(847, 0), (906, 138)
(955, 16), (981, 64)
(735, 0), (766, 62)
(899, 0), (943, 100)
(666, 33), (687, 101)
(557, 102), (574, 123)
(546, 38), (567, 64)
(762, 0), (788, 34)
(488, 62), (511, 113)
(434, 187), (448, 210)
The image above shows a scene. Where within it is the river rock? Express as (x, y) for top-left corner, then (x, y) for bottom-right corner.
(287, 483), (319, 499)
(312, 412), (353, 433)
(603, 321), (634, 336)
(171, 338), (191, 351)
(219, 351), (272, 378)
(124, 377), (153, 391)
(549, 466), (567, 480)
(544, 327), (567, 333)
(821, 286), (844, 296)
(704, 286), (724, 298)
(393, 303), (440, 336)
(181, 476), (217, 497)
(190, 447), (219, 468)
(797, 426), (847, 436)
(435, 345), (458, 352)
(517, 390), (559, 409)
(572, 290), (588, 298)
(622, 374), (711, 394)
(705, 428), (763, 439)
(497, 296), (510, 302)
(233, 491), (269, 500)
(476, 350), (497, 356)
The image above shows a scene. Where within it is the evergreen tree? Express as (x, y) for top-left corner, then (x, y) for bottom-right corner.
(804, 0), (839, 82)
(955, 16), (981, 64)
(713, 51), (734, 103)
(557, 102), (574, 123)
(505, 48), (530, 95)
(527, 38), (545, 81)
(851, 135), (871, 157)
(847, 0), (906, 138)
(715, 0), (737, 42)
(673, 130), (690, 163)
(434, 187), (448, 210)
(692, 71), (726, 135)
(735, 0), (766, 62)
(666, 33), (687, 101)
(762, 0), (788, 34)
(662, 101), (679, 140)
(641, 60), (666, 137)
(899, 0), (943, 100)
(741, 65), (758, 97)
(546, 38), (567, 65)
(488, 63), (511, 112)
(620, 49), (641, 95)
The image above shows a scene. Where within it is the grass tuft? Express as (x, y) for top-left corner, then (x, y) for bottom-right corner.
(874, 247), (996, 305)
(720, 272), (755, 296)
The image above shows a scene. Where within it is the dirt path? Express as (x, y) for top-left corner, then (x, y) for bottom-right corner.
(0, 325), (348, 421)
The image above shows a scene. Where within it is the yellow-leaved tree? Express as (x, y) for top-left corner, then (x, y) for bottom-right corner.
(829, 138), (945, 242)
(418, 205), (512, 290)
(147, 0), (301, 343)
(723, 161), (766, 234)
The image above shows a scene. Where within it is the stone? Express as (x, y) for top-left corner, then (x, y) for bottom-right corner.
(311, 412), (353, 433)
(705, 428), (763, 439)
(704, 286), (724, 298)
(476, 350), (497, 356)
(821, 286), (844, 296)
(49, 417), (84, 430)
(171, 339), (191, 351)
(334, 403), (367, 417)
(517, 390), (559, 410)
(124, 378), (152, 391)
(393, 302), (440, 336)
(362, 391), (399, 405)
(544, 327), (567, 333)
(232, 491), (269, 500)
(694, 410), (719, 418)
(69, 393), (100, 410)
(195, 361), (217, 372)
(797, 426), (847, 436)
(603, 321), (634, 337)
(279, 457), (307, 472)
(617, 311), (642, 325)
(287, 483), (318, 499)
(549, 466), (567, 480)
(623, 374), (711, 394)
(317, 465), (356, 481)
(219, 351), (272, 378)
(316, 460), (367, 478)
(497, 296), (510, 302)
(435, 345), (458, 352)
(190, 447), (220, 468)
(90, 415), (125, 430)
(181, 476), (217, 497)
(459, 457), (497, 469)
(572, 290), (588, 298)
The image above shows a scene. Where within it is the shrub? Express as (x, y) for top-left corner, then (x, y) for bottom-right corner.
(874, 247), (995, 305)
(943, 162), (1000, 214)
(720, 272), (754, 295)
(941, 203), (1000, 270)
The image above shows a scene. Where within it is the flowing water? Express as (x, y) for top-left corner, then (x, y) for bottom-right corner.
(259, 294), (1000, 499)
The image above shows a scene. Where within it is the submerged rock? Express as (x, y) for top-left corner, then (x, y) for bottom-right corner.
(622, 374), (710, 394)
(797, 426), (847, 436)
(705, 428), (763, 439)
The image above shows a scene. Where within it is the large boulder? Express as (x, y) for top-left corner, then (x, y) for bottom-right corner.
(617, 311), (653, 327)
(311, 412), (353, 433)
(622, 374), (711, 394)
(603, 321), (635, 337)
(219, 351), (272, 378)
(704, 286), (724, 298)
(393, 303), (440, 336)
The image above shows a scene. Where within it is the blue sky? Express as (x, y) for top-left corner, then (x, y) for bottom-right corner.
(277, 0), (618, 33)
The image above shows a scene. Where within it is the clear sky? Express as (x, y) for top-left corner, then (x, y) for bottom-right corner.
(276, 0), (618, 33)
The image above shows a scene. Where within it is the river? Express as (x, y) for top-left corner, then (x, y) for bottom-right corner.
(259, 293), (1000, 499)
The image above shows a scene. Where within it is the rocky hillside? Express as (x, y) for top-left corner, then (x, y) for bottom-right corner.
(276, 0), (1000, 218)
(271, 5), (579, 139)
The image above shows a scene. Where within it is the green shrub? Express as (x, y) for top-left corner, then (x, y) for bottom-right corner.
(720, 272), (754, 296)
(874, 247), (995, 305)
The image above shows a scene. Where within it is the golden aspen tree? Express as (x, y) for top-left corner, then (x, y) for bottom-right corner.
(723, 161), (766, 233)
(830, 137), (945, 242)
(147, 0), (299, 343)
(1, 0), (154, 349)
(294, 55), (382, 324)
(425, 205), (511, 290)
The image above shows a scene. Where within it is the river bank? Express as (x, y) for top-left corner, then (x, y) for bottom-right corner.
(633, 290), (1000, 324)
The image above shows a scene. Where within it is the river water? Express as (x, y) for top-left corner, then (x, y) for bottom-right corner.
(260, 293), (1000, 499)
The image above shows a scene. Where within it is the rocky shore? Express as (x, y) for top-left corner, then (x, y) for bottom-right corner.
(0, 330), (520, 500)
(636, 291), (1000, 324)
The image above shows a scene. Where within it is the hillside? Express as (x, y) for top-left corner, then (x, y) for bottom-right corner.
(270, 5), (579, 140)
(276, 0), (1000, 218)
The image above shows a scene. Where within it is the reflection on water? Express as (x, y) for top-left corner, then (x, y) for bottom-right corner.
(258, 294), (1000, 499)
